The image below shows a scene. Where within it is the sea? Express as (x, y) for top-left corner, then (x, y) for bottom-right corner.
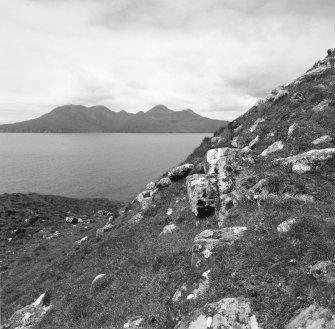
(0, 133), (210, 201)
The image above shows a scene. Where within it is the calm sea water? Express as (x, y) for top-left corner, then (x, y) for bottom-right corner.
(0, 133), (210, 201)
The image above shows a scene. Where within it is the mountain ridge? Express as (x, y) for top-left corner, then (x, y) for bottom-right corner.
(0, 104), (228, 133)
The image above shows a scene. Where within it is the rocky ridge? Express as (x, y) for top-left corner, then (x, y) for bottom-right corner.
(3, 49), (335, 329)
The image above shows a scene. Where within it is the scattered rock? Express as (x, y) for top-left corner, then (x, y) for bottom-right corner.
(192, 227), (247, 268)
(175, 297), (260, 329)
(75, 236), (88, 245)
(4, 293), (51, 329)
(277, 218), (299, 233)
(124, 316), (144, 329)
(312, 99), (330, 112)
(172, 284), (187, 303)
(305, 58), (332, 77)
(274, 89), (289, 102)
(160, 224), (177, 235)
(156, 177), (171, 188)
(274, 148), (335, 174)
(288, 123), (298, 137)
(92, 274), (106, 285)
(129, 213), (143, 224)
(146, 181), (156, 190)
(250, 118), (265, 132)
(186, 174), (217, 218)
(310, 261), (335, 285)
(312, 135), (333, 145)
(290, 92), (305, 105)
(286, 304), (335, 329)
(168, 163), (194, 181)
(248, 135), (259, 149)
(260, 141), (284, 157)
(328, 48), (335, 56)
(46, 231), (60, 240)
(231, 136), (242, 148)
(192, 270), (211, 299)
(65, 216), (78, 224)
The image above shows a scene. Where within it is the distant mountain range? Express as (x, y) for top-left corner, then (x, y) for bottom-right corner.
(0, 104), (228, 133)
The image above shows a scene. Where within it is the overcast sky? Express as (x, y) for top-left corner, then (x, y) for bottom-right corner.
(0, 0), (334, 123)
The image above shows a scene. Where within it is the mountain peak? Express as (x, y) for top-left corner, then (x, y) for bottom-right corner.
(146, 104), (173, 114)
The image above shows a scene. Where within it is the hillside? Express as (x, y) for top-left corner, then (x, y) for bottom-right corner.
(0, 105), (228, 133)
(2, 48), (335, 329)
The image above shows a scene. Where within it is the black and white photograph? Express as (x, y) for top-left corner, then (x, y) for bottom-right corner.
(1, 0), (335, 328)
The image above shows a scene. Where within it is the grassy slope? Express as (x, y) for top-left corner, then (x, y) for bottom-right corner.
(2, 51), (335, 329)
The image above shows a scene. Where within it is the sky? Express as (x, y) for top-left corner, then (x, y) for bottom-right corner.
(0, 0), (334, 123)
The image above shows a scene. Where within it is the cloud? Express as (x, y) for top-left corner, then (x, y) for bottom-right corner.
(0, 0), (334, 123)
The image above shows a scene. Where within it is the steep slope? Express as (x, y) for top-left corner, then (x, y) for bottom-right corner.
(3, 48), (335, 329)
(0, 104), (228, 133)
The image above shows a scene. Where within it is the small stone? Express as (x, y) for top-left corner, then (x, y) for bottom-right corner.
(65, 216), (78, 224)
(75, 236), (88, 245)
(186, 294), (194, 300)
(92, 274), (106, 285)
(288, 123), (298, 137)
(250, 118), (265, 132)
(277, 218), (299, 233)
(160, 224), (177, 235)
(146, 181), (156, 190)
(166, 208), (173, 216)
(312, 135), (333, 145)
(156, 177), (171, 188)
(260, 141), (284, 157)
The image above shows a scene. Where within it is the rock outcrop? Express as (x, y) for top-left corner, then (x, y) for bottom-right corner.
(274, 148), (335, 174)
(4, 293), (51, 329)
(286, 305), (335, 329)
(175, 298), (260, 329)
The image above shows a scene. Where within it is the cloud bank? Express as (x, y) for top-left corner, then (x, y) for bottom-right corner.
(0, 0), (334, 122)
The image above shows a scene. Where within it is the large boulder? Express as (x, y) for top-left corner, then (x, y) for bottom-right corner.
(168, 163), (194, 181)
(175, 298), (260, 329)
(186, 174), (218, 218)
(4, 293), (51, 329)
(206, 148), (254, 225)
(192, 227), (247, 269)
(286, 304), (335, 329)
(274, 148), (335, 174)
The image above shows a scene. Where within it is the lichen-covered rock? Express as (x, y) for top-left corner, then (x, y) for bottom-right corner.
(286, 304), (335, 329)
(192, 227), (247, 268)
(310, 261), (335, 285)
(175, 298), (260, 329)
(312, 135), (333, 145)
(4, 293), (51, 329)
(274, 148), (335, 174)
(277, 218), (299, 233)
(168, 163), (194, 180)
(250, 118), (265, 132)
(156, 177), (171, 188)
(206, 148), (254, 225)
(186, 174), (217, 218)
(260, 141), (284, 157)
